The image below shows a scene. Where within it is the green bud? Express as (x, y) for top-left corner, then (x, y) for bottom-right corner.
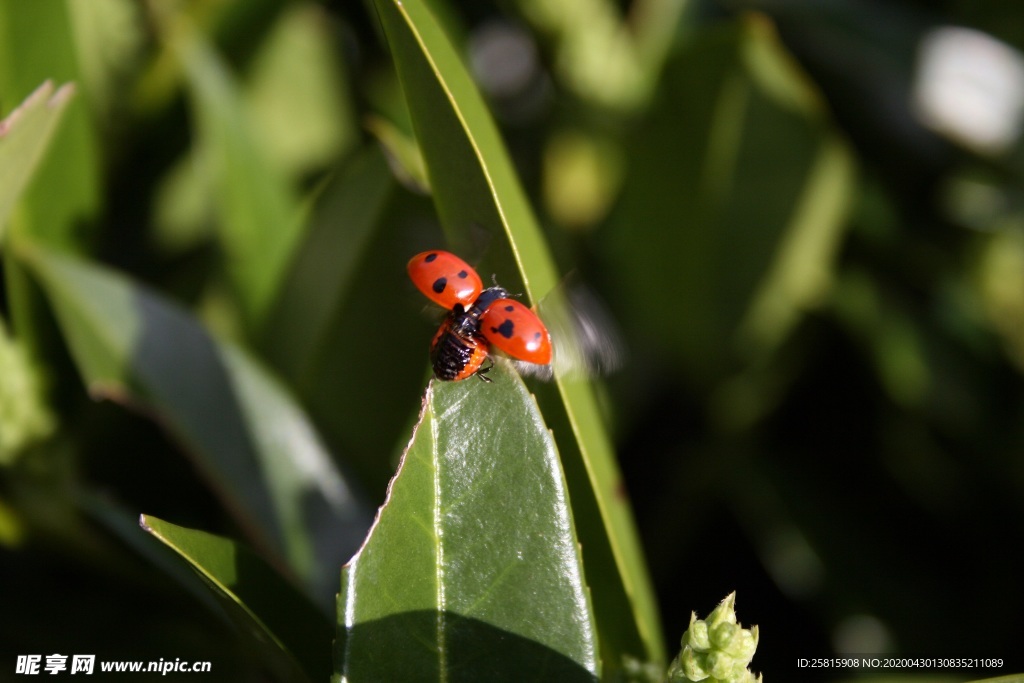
(666, 593), (762, 683)
(711, 622), (739, 651)
(680, 648), (708, 681)
(685, 613), (711, 651)
(737, 626), (758, 660)
(707, 593), (739, 629)
(707, 651), (732, 679)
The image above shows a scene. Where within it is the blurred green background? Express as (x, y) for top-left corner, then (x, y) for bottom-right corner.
(2, 0), (1024, 680)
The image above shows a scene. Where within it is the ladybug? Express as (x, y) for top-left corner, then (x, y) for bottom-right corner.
(408, 250), (552, 382)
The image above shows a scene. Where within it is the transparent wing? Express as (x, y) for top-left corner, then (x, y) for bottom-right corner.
(511, 282), (625, 381)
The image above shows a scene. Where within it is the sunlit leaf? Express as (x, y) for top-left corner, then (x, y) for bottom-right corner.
(0, 1), (99, 250)
(336, 361), (598, 681)
(0, 81), (75, 245)
(373, 0), (665, 671)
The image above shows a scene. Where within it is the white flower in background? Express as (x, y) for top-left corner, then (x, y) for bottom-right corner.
(913, 26), (1024, 155)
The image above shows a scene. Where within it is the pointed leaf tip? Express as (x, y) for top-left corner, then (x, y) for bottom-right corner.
(337, 361), (599, 681)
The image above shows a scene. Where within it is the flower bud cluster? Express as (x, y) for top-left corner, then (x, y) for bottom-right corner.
(667, 593), (761, 683)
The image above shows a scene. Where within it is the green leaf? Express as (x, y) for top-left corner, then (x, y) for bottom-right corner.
(373, 0), (555, 293)
(606, 19), (854, 389)
(171, 21), (303, 327)
(0, 81), (76, 244)
(141, 514), (333, 683)
(0, 0), (100, 250)
(0, 316), (55, 463)
(81, 493), (222, 615)
(517, 0), (646, 111)
(373, 0), (665, 671)
(364, 113), (430, 193)
(1, 2), (101, 381)
(244, 2), (357, 177)
(262, 145), (395, 384)
(734, 16), (855, 362)
(66, 0), (146, 122)
(336, 361), (599, 682)
(260, 145), (439, 493)
(735, 134), (854, 359)
(16, 243), (368, 603)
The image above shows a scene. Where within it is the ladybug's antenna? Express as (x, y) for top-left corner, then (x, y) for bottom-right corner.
(489, 273), (522, 298)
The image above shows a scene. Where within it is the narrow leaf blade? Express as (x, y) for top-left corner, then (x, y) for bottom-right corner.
(141, 514), (332, 683)
(0, 81), (75, 243)
(0, 0), (100, 250)
(372, 0), (665, 670)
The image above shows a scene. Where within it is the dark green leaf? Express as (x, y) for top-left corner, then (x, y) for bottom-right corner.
(141, 514), (333, 683)
(606, 19), (853, 386)
(16, 243), (369, 604)
(336, 361), (599, 682)
(262, 145), (394, 383)
(260, 144), (439, 493)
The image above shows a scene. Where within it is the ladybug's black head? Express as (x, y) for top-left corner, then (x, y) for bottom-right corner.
(473, 286), (511, 312)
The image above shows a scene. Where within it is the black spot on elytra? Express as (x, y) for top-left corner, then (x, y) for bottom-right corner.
(491, 319), (515, 339)
(432, 277), (447, 294)
(425, 253), (438, 262)
(458, 270), (468, 278)
(533, 332), (541, 339)
(505, 305), (514, 312)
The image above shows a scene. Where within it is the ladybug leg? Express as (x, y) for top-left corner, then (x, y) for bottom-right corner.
(476, 356), (494, 382)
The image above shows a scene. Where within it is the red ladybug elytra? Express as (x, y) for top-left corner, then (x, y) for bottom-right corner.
(408, 250), (552, 382)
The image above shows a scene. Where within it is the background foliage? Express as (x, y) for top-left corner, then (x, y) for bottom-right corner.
(2, 0), (1024, 681)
